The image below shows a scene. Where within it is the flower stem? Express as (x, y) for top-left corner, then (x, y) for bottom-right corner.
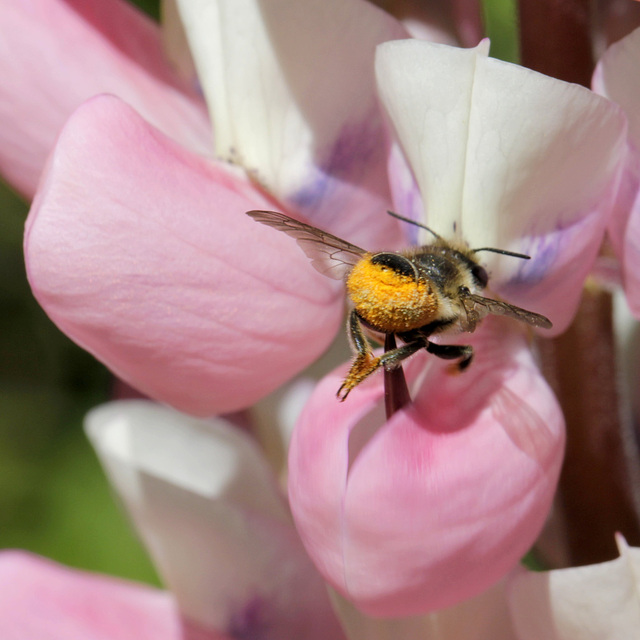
(517, 0), (593, 86)
(538, 286), (640, 565)
(518, 0), (640, 564)
(384, 334), (411, 418)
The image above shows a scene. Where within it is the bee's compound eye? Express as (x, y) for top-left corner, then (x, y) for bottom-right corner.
(370, 253), (415, 278)
(472, 264), (489, 288)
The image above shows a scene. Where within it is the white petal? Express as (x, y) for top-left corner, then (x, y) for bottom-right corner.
(508, 536), (640, 640)
(376, 39), (489, 245)
(377, 39), (625, 249)
(174, 0), (405, 243)
(331, 580), (517, 640)
(376, 39), (627, 330)
(85, 400), (343, 639)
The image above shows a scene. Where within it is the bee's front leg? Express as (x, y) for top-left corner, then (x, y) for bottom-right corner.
(338, 312), (427, 401)
(338, 310), (381, 401)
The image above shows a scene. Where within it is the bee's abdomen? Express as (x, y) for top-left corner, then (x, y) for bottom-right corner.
(346, 256), (439, 333)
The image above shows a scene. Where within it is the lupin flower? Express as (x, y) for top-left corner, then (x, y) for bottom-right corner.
(2, 401), (637, 639)
(288, 39), (627, 615)
(18, 0), (407, 416)
(1, 0), (636, 636)
(0, 400), (346, 640)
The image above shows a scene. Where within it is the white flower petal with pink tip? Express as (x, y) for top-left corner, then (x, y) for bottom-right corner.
(289, 320), (564, 616)
(175, 0), (406, 246)
(25, 95), (342, 415)
(86, 400), (346, 640)
(376, 39), (627, 332)
(0, 0), (211, 198)
(508, 535), (640, 640)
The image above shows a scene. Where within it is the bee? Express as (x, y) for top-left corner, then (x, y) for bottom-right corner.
(247, 209), (552, 400)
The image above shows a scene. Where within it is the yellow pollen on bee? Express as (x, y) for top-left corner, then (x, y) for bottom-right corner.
(347, 258), (438, 333)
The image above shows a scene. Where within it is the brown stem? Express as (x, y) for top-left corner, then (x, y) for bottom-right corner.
(538, 287), (640, 565)
(384, 334), (411, 419)
(517, 0), (594, 85)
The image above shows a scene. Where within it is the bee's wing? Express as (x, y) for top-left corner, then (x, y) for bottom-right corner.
(247, 210), (366, 279)
(464, 293), (552, 329)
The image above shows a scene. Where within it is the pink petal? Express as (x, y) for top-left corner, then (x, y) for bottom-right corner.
(373, 0), (483, 46)
(86, 400), (346, 640)
(593, 26), (640, 151)
(0, 0), (211, 198)
(25, 95), (343, 415)
(593, 27), (640, 315)
(289, 320), (565, 616)
(176, 0), (406, 249)
(0, 550), (229, 640)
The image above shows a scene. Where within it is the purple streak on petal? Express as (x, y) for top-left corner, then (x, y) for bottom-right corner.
(387, 142), (426, 246)
(501, 211), (602, 293)
(290, 111), (386, 221)
(509, 231), (562, 288)
(227, 596), (268, 640)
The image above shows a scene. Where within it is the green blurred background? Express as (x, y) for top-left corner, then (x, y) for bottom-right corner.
(0, 0), (164, 587)
(0, 0), (517, 587)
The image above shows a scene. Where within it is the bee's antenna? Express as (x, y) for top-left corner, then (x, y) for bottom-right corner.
(386, 210), (441, 240)
(473, 247), (531, 260)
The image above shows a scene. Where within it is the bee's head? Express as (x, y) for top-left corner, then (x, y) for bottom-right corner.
(470, 262), (489, 288)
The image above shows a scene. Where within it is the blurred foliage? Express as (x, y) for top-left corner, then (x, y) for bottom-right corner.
(0, 179), (160, 586)
(483, 0), (520, 63)
(0, 0), (163, 587)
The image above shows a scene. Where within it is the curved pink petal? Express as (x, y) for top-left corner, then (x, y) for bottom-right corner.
(371, 0), (483, 46)
(176, 0), (406, 250)
(593, 26), (640, 314)
(25, 95), (342, 415)
(0, 0), (211, 198)
(289, 320), (564, 616)
(86, 400), (346, 640)
(0, 550), (230, 640)
(377, 39), (627, 333)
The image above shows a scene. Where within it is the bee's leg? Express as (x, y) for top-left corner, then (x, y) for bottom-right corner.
(426, 342), (474, 371)
(338, 314), (427, 401)
(338, 311), (381, 400)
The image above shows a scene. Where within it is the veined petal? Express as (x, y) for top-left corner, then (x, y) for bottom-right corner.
(0, 0), (211, 198)
(593, 27), (640, 315)
(508, 535), (640, 640)
(175, 0), (406, 247)
(86, 400), (346, 640)
(0, 551), (209, 640)
(289, 320), (564, 616)
(376, 39), (627, 332)
(25, 95), (342, 416)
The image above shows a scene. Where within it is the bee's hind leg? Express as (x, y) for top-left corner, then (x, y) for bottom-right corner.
(426, 342), (473, 371)
(338, 312), (427, 401)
